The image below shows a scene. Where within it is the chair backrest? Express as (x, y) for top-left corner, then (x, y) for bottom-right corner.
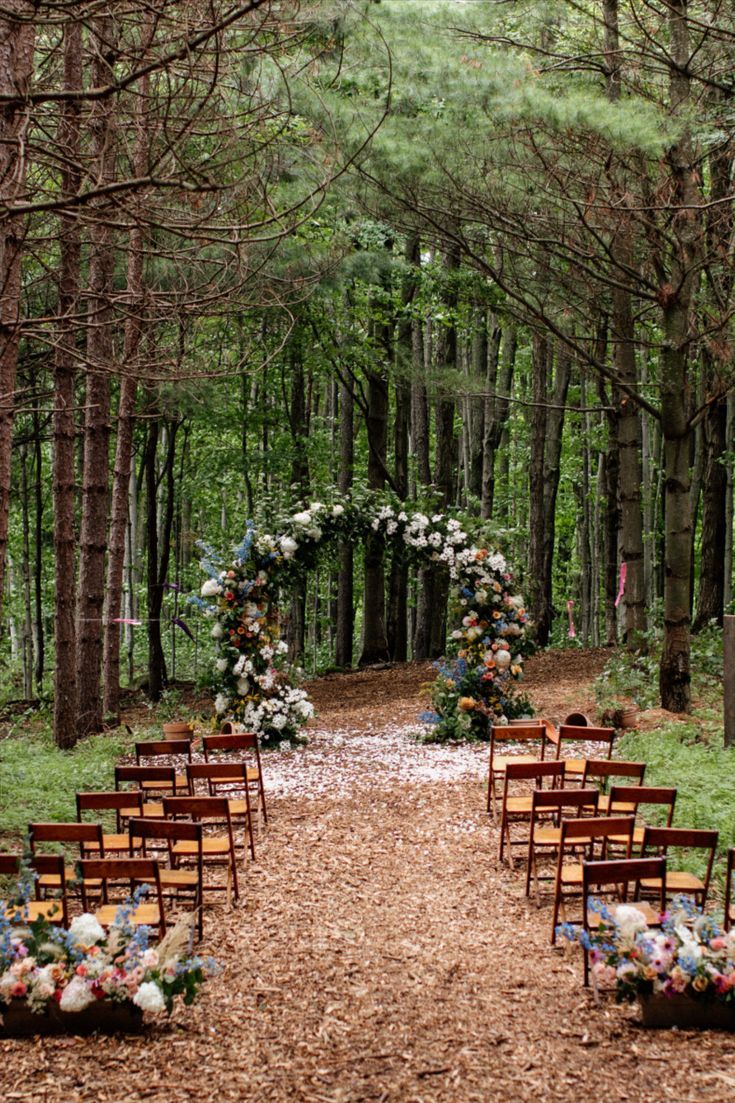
(530, 787), (599, 819)
(560, 815), (635, 855)
(725, 847), (735, 931)
(555, 725), (615, 761)
(581, 759), (646, 791)
(608, 785), (677, 825)
(491, 724), (545, 744)
(77, 856), (165, 932)
(29, 821), (105, 855)
(77, 790), (143, 826)
(128, 817), (203, 846)
(504, 760), (565, 785)
(115, 764), (180, 793)
(162, 795), (232, 820)
(202, 732), (259, 755)
(186, 762), (249, 793)
(135, 739), (193, 765)
(0, 853), (69, 924)
(582, 856), (667, 914)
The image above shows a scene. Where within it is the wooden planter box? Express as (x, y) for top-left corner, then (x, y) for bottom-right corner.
(0, 998), (145, 1037)
(639, 992), (735, 1030)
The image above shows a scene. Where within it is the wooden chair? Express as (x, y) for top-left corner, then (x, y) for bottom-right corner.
(550, 815), (635, 942)
(162, 795), (239, 904)
(547, 724), (616, 782)
(186, 762), (256, 860)
(639, 826), (719, 907)
(498, 760), (565, 865)
(76, 791), (144, 853)
(0, 853), (70, 926)
(724, 848), (735, 932)
(581, 857), (667, 985)
(202, 731), (267, 824)
(607, 785), (677, 848)
(487, 723), (548, 817)
(78, 857), (166, 940)
(524, 787), (600, 900)
(128, 818), (204, 940)
(135, 739), (193, 792)
(28, 821), (105, 894)
(115, 764), (183, 820)
(580, 759), (646, 812)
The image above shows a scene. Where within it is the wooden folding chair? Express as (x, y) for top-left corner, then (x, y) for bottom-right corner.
(202, 731), (267, 825)
(524, 787), (600, 900)
(607, 785), (677, 849)
(547, 724), (616, 783)
(724, 848), (735, 932)
(640, 826), (719, 907)
(550, 815), (635, 942)
(487, 723), (548, 817)
(135, 739), (193, 792)
(115, 764), (183, 819)
(162, 795), (239, 904)
(28, 821), (105, 895)
(0, 854), (70, 926)
(186, 762), (255, 860)
(582, 857), (667, 985)
(498, 760), (565, 865)
(128, 818), (204, 940)
(76, 791), (144, 853)
(580, 759), (646, 812)
(78, 857), (166, 940)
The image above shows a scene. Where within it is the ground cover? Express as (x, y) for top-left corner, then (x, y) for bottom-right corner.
(1, 651), (734, 1102)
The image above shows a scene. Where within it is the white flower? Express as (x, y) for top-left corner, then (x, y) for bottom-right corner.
(495, 649), (512, 670)
(142, 949), (159, 969)
(270, 713), (288, 730)
(280, 535), (298, 558)
(332, 504), (344, 517)
(201, 579), (222, 598)
(614, 906), (649, 940)
(215, 658), (228, 673)
(210, 623), (223, 640)
(59, 976), (95, 1013)
(292, 510), (311, 525)
(133, 981), (166, 1014)
(310, 502), (324, 512)
(275, 640), (288, 654)
(68, 913), (105, 947)
(451, 629), (463, 640)
(237, 676), (250, 695)
(214, 693), (229, 715)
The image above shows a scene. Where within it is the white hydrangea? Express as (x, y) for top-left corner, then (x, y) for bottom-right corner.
(210, 623), (223, 640)
(237, 676), (250, 695)
(68, 913), (105, 947)
(133, 981), (166, 1014)
(201, 578), (222, 598)
(214, 693), (229, 715)
(59, 976), (95, 1012)
(292, 510), (311, 525)
(215, 658), (228, 673)
(280, 535), (298, 558)
(332, 504), (344, 517)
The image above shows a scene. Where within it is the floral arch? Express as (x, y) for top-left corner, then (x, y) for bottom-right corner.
(198, 495), (529, 743)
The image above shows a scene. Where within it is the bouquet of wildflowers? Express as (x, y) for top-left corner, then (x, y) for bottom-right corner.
(558, 895), (735, 1003)
(0, 875), (215, 1018)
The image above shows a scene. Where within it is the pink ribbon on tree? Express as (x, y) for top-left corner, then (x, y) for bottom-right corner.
(566, 599), (576, 639)
(614, 562), (628, 608)
(112, 618), (142, 625)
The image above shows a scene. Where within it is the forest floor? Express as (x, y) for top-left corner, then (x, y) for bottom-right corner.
(3, 649), (733, 1103)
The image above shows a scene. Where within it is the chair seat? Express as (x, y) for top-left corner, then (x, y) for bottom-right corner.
(86, 834), (142, 852)
(587, 900), (661, 928)
(141, 776), (187, 790)
(564, 758), (586, 775)
(5, 900), (64, 923)
(561, 863), (584, 885)
(158, 868), (200, 888)
(597, 796), (636, 814)
(609, 827), (645, 846)
(120, 802), (164, 819)
(172, 838), (230, 856)
(209, 767), (259, 783)
(227, 799), (251, 816)
(504, 795), (533, 814)
(95, 902), (161, 927)
(640, 871), (705, 893)
(533, 825), (562, 845)
(493, 754), (538, 773)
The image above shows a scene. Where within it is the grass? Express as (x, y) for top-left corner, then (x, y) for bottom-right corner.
(618, 721), (735, 889)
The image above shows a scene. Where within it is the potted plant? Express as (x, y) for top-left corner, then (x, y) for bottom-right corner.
(558, 896), (735, 1029)
(0, 879), (215, 1036)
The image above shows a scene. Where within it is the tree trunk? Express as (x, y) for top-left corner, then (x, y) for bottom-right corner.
(693, 393), (727, 630)
(359, 365), (390, 665)
(146, 418), (179, 701)
(76, 15), (118, 735)
(527, 333), (551, 643)
(52, 19), (81, 748)
(0, 5), (34, 612)
(481, 321), (514, 520)
(335, 373), (354, 668)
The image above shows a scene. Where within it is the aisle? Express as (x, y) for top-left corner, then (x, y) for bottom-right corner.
(2, 660), (733, 1103)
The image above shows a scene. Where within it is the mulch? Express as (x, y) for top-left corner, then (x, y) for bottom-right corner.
(2, 650), (733, 1103)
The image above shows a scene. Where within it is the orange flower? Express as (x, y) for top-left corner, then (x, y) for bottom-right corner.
(458, 696), (476, 712)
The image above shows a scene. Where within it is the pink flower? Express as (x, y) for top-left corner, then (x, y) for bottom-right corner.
(710, 937), (727, 952)
(11, 981), (26, 998)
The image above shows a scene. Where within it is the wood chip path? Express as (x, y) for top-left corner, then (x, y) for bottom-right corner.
(2, 654), (733, 1102)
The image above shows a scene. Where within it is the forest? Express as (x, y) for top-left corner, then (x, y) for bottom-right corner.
(1, 0), (734, 748)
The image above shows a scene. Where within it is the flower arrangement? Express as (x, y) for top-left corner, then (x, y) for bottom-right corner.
(0, 879), (214, 1023)
(198, 495), (529, 743)
(558, 896), (735, 1006)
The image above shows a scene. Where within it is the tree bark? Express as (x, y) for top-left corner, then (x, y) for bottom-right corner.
(481, 322), (515, 520)
(359, 364), (390, 665)
(335, 372), (354, 668)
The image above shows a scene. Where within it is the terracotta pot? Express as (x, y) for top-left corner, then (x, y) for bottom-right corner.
(220, 721), (244, 735)
(563, 712), (590, 728)
(162, 721), (194, 738)
(639, 992), (735, 1030)
(619, 706), (638, 730)
(0, 998), (145, 1036)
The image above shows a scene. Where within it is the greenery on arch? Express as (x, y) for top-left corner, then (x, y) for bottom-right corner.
(197, 493), (530, 744)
